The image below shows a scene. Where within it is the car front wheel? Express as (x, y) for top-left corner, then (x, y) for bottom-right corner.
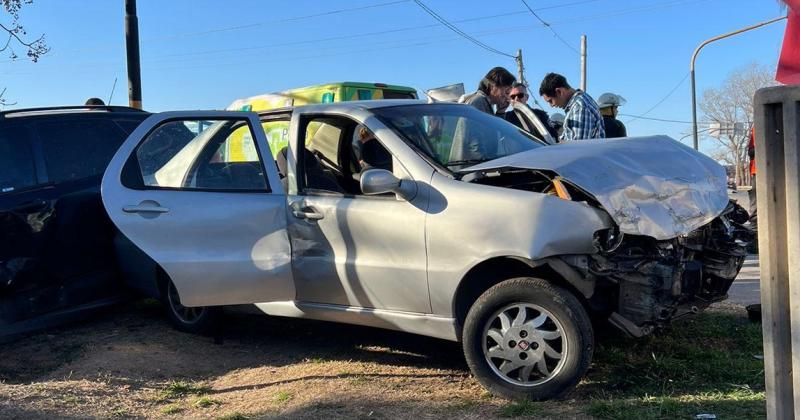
(164, 279), (221, 335)
(463, 277), (593, 401)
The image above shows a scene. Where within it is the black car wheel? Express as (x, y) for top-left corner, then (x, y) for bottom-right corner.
(463, 277), (593, 401)
(164, 279), (220, 335)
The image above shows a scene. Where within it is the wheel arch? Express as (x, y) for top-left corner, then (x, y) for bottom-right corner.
(452, 256), (593, 340)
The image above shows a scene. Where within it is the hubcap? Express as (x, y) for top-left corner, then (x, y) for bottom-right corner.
(482, 303), (566, 386)
(167, 282), (205, 324)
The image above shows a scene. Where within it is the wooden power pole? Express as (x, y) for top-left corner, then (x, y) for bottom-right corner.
(125, 0), (143, 109)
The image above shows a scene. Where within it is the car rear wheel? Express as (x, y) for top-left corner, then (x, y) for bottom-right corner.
(164, 279), (220, 335)
(463, 277), (593, 401)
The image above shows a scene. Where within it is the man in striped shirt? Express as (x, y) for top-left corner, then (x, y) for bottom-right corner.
(538, 73), (605, 142)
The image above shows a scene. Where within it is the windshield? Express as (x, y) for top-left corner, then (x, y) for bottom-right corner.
(372, 104), (545, 170)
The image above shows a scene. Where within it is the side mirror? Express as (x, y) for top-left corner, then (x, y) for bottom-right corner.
(360, 169), (416, 200)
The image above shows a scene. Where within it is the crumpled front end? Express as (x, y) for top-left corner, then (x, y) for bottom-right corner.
(587, 201), (752, 336)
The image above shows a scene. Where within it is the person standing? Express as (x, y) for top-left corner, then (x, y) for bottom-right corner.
(538, 73), (605, 141)
(458, 67), (516, 116)
(596, 92), (628, 138)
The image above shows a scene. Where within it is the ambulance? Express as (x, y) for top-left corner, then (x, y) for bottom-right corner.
(224, 82), (418, 160)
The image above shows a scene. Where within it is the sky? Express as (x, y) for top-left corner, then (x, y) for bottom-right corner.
(0, 0), (789, 153)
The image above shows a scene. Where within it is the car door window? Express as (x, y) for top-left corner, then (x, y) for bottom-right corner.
(0, 126), (38, 194)
(37, 119), (130, 183)
(299, 116), (395, 196)
(135, 118), (269, 191)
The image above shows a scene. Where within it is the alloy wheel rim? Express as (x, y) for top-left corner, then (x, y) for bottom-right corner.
(482, 303), (567, 387)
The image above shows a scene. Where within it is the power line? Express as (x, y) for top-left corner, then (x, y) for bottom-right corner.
(413, 0), (516, 59)
(520, 0), (580, 55)
(624, 72), (690, 124)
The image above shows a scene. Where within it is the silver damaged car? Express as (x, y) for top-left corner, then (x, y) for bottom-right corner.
(101, 101), (751, 400)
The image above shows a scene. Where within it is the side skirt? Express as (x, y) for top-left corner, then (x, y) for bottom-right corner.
(253, 301), (459, 342)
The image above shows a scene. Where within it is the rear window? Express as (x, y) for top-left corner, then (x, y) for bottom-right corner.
(383, 90), (416, 99)
(0, 126), (37, 194)
(37, 118), (131, 183)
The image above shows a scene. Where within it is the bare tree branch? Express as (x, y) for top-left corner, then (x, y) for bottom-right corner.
(1, 0), (48, 106)
(699, 62), (777, 185)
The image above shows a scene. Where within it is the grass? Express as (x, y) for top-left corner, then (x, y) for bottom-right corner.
(583, 310), (765, 419)
(275, 391), (293, 404)
(161, 404), (184, 415)
(155, 380), (212, 402)
(194, 396), (221, 408)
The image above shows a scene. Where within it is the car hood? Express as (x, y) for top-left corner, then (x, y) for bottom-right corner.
(460, 135), (729, 240)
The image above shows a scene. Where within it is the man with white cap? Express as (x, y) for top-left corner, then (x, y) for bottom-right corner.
(597, 92), (628, 138)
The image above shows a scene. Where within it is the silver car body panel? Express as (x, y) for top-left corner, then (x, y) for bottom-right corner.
(285, 106), (433, 313)
(254, 301), (458, 341)
(102, 111), (295, 307)
(462, 135), (729, 240)
(425, 172), (613, 316)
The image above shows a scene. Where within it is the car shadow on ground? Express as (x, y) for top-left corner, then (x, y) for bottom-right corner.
(0, 300), (468, 385)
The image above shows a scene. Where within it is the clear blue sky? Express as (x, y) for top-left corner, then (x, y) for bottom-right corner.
(0, 0), (788, 151)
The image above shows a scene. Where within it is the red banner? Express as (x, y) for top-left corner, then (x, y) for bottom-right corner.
(777, 2), (800, 84)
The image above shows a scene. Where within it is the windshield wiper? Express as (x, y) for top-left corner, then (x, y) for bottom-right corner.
(445, 159), (489, 168)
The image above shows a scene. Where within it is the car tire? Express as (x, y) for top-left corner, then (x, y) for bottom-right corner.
(462, 277), (593, 401)
(164, 279), (221, 335)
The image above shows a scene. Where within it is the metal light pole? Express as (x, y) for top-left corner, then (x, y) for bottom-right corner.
(125, 0), (143, 109)
(690, 15), (787, 150)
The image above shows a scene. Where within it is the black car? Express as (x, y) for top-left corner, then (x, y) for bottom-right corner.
(0, 106), (150, 339)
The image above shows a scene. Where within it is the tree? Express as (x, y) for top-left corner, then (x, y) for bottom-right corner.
(699, 62), (777, 186)
(1, 0), (48, 105)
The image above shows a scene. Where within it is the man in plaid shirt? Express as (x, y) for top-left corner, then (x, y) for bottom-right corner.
(538, 73), (605, 142)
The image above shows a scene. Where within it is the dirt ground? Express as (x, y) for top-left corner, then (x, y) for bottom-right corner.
(0, 300), (753, 419)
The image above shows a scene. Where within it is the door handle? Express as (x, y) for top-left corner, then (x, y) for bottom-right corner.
(123, 205), (170, 214)
(292, 209), (324, 220)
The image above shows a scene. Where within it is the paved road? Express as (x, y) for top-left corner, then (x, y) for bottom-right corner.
(728, 254), (760, 306)
(724, 188), (760, 306)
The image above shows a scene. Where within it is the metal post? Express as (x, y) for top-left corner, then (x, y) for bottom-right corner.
(754, 85), (800, 420)
(690, 15), (786, 150)
(580, 35), (587, 92)
(125, 0), (143, 109)
(515, 49), (526, 86)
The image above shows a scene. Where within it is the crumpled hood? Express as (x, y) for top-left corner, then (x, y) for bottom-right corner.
(461, 135), (729, 240)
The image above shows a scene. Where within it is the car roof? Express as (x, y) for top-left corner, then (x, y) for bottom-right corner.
(256, 99), (449, 116)
(0, 105), (149, 120)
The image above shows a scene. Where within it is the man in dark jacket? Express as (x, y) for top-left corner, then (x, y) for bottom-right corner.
(458, 67), (516, 115)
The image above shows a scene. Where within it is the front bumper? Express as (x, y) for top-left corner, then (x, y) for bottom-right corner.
(589, 201), (751, 336)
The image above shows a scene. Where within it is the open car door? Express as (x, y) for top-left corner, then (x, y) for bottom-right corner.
(511, 103), (557, 145)
(101, 111), (294, 307)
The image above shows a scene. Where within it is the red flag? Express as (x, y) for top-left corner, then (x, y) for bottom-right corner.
(777, 1), (800, 84)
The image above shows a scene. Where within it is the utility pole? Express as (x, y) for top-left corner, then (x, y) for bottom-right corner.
(690, 15), (786, 150)
(515, 49), (527, 86)
(125, 0), (143, 109)
(580, 35), (587, 91)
